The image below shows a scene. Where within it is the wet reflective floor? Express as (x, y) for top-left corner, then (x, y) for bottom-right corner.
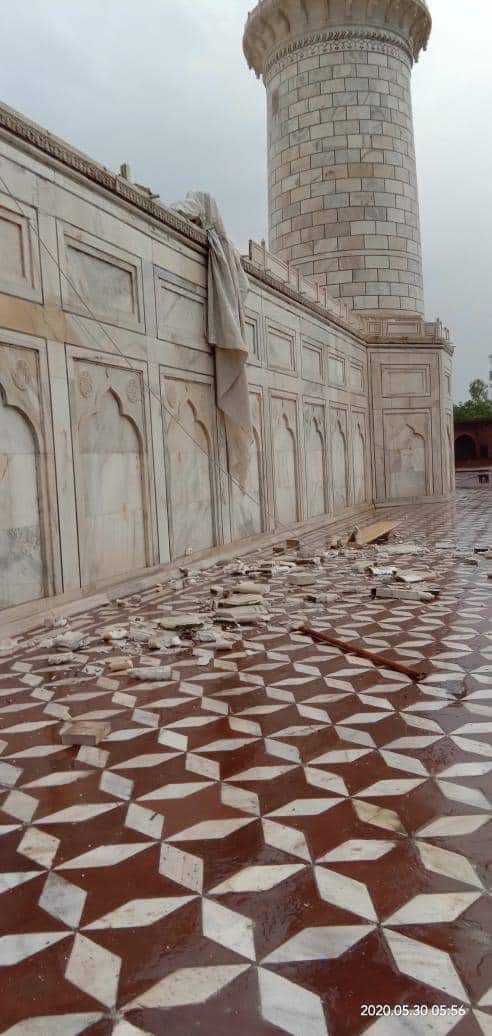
(0, 486), (491, 1035)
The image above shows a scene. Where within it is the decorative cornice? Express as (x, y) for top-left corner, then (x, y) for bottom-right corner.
(263, 27), (413, 81)
(0, 102), (207, 251)
(243, 0), (432, 77)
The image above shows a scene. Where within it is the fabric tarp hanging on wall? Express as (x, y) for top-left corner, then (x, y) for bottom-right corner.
(170, 192), (252, 488)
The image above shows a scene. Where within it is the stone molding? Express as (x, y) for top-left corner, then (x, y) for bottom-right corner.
(263, 30), (412, 82)
(0, 102), (207, 251)
(243, 0), (431, 77)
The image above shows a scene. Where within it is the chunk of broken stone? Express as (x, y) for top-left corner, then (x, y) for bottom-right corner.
(0, 639), (19, 656)
(235, 581), (270, 595)
(218, 594), (264, 607)
(372, 586), (434, 603)
(376, 543), (425, 558)
(102, 627), (127, 642)
(215, 606), (269, 624)
(159, 615), (204, 631)
(304, 592), (338, 604)
(54, 632), (88, 651)
(61, 721), (110, 746)
(394, 570), (433, 584)
(47, 652), (75, 666)
(287, 571), (317, 587)
(44, 613), (68, 629)
(131, 666), (172, 681)
(108, 657), (133, 672)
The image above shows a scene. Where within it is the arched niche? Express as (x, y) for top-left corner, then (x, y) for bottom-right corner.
(332, 418), (348, 513)
(454, 434), (477, 464)
(305, 408), (326, 519)
(232, 425), (263, 540)
(166, 397), (215, 558)
(387, 419), (427, 499)
(0, 385), (44, 607)
(78, 388), (146, 584)
(353, 419), (367, 505)
(274, 410), (299, 526)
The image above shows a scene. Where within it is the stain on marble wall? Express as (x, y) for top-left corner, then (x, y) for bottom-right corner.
(384, 413), (428, 500)
(331, 411), (349, 513)
(304, 403), (326, 519)
(0, 388), (44, 607)
(163, 376), (217, 559)
(271, 397), (299, 528)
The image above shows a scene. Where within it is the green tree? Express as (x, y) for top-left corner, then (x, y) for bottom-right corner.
(469, 378), (489, 403)
(454, 378), (492, 421)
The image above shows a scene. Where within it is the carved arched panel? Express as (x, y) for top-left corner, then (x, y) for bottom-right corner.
(272, 396), (299, 527)
(163, 376), (217, 559)
(79, 389), (146, 583)
(0, 387), (44, 607)
(232, 391), (264, 540)
(331, 410), (348, 513)
(304, 403), (326, 519)
(352, 414), (368, 505)
(384, 412), (428, 500)
(71, 360), (151, 586)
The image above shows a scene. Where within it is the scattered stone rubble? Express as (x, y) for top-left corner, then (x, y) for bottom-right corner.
(9, 518), (490, 750)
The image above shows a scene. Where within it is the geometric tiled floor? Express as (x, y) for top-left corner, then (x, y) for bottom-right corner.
(1, 486), (491, 1035)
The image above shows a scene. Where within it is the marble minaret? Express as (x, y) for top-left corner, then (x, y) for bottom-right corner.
(243, 0), (432, 316)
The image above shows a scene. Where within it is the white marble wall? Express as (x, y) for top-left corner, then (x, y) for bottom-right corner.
(0, 106), (452, 623)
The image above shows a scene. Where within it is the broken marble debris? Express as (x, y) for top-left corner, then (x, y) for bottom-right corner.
(54, 631), (89, 651)
(394, 569), (434, 584)
(159, 615), (204, 631)
(61, 721), (110, 746)
(287, 571), (318, 587)
(131, 666), (173, 681)
(44, 612), (68, 629)
(215, 606), (269, 624)
(376, 543), (424, 558)
(372, 586), (434, 603)
(108, 656), (133, 673)
(0, 639), (19, 656)
(235, 581), (270, 595)
(217, 594), (265, 607)
(102, 627), (127, 642)
(47, 652), (75, 666)
(304, 592), (338, 604)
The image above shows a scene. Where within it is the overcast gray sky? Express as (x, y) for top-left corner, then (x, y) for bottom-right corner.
(1, 0), (490, 399)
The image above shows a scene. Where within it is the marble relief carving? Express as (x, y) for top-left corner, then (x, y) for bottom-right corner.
(162, 375), (217, 559)
(271, 396), (299, 527)
(0, 347), (46, 607)
(72, 361), (150, 586)
(304, 403), (327, 519)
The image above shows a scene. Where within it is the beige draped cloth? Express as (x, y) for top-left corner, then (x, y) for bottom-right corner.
(171, 192), (252, 488)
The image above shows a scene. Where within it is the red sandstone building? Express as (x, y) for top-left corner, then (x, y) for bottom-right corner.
(454, 417), (492, 467)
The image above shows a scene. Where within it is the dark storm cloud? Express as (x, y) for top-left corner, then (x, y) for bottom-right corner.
(1, 0), (490, 397)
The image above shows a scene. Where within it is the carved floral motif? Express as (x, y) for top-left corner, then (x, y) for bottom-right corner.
(126, 377), (140, 405)
(78, 370), (94, 399)
(11, 358), (32, 392)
